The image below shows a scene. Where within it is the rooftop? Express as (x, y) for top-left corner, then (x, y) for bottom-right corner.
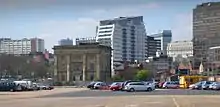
(53, 43), (112, 50)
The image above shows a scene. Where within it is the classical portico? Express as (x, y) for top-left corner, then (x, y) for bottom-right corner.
(53, 43), (111, 82)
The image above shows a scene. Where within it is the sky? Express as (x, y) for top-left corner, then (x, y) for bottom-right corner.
(0, 0), (219, 52)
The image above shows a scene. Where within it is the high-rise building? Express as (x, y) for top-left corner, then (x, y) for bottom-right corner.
(145, 36), (157, 58)
(167, 41), (193, 61)
(193, 2), (220, 69)
(59, 38), (73, 46)
(75, 37), (97, 45)
(96, 16), (147, 76)
(0, 38), (45, 55)
(149, 30), (172, 55)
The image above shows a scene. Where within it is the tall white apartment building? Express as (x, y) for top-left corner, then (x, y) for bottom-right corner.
(0, 38), (44, 55)
(96, 16), (146, 76)
(167, 41), (193, 61)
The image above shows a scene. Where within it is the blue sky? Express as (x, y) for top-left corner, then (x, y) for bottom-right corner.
(0, 0), (219, 51)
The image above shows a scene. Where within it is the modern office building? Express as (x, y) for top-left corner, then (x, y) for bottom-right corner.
(193, 2), (220, 69)
(75, 37), (97, 45)
(0, 38), (45, 55)
(96, 16), (147, 76)
(145, 36), (157, 58)
(59, 38), (73, 46)
(167, 41), (193, 61)
(149, 30), (172, 55)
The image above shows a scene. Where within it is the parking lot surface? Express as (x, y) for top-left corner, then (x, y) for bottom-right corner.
(1, 88), (220, 107)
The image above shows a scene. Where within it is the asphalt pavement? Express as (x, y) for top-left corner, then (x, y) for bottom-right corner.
(43, 89), (220, 98)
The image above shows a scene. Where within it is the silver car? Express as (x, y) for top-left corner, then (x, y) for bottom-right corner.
(124, 82), (155, 92)
(212, 82), (220, 90)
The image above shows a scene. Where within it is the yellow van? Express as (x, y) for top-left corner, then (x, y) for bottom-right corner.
(179, 75), (208, 89)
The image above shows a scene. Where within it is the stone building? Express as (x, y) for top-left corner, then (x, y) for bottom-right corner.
(53, 43), (111, 82)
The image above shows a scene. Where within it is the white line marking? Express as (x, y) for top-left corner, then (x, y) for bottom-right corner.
(125, 104), (139, 107)
(172, 97), (180, 107)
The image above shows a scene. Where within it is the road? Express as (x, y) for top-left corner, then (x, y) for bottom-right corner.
(0, 88), (220, 107)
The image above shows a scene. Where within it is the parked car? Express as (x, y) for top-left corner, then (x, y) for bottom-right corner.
(162, 81), (179, 89)
(202, 81), (214, 90)
(93, 82), (108, 89)
(87, 82), (97, 89)
(0, 81), (22, 92)
(212, 82), (220, 90)
(158, 82), (165, 88)
(37, 83), (54, 90)
(110, 82), (123, 91)
(124, 82), (155, 92)
(208, 82), (217, 90)
(189, 81), (203, 90)
(121, 80), (140, 91)
(14, 80), (33, 91)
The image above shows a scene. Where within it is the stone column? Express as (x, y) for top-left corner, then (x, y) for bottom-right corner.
(82, 54), (87, 81)
(66, 55), (70, 82)
(54, 56), (58, 82)
(96, 54), (100, 80)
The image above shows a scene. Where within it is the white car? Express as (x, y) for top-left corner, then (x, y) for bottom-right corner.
(124, 82), (155, 92)
(93, 82), (107, 89)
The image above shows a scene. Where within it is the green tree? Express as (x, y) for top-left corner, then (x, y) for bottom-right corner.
(135, 70), (149, 81)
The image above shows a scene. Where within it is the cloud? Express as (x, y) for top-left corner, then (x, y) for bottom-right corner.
(38, 18), (98, 51)
(36, 2), (161, 52)
(171, 13), (193, 41)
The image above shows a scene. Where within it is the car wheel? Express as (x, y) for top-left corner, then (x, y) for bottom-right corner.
(10, 89), (14, 92)
(129, 88), (135, 92)
(147, 88), (152, 91)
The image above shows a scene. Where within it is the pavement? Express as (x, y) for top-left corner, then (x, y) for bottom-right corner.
(1, 88), (220, 107)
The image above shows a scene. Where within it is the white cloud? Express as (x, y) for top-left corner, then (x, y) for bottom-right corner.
(171, 13), (193, 41)
(38, 18), (98, 51)
(37, 2), (161, 52)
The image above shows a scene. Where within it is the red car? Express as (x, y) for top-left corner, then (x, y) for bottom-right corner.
(110, 82), (122, 91)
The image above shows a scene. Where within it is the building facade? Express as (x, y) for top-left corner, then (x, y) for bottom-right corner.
(145, 36), (157, 58)
(96, 16), (147, 76)
(59, 38), (73, 46)
(167, 41), (193, 61)
(149, 30), (172, 55)
(53, 43), (111, 82)
(75, 37), (96, 45)
(193, 2), (220, 69)
(0, 38), (44, 55)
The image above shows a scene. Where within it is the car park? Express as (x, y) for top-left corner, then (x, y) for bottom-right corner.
(109, 82), (123, 91)
(124, 82), (155, 92)
(162, 81), (179, 89)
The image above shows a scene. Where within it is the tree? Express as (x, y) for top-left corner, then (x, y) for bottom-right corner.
(135, 70), (149, 81)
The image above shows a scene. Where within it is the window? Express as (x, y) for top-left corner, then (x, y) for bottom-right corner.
(98, 34), (111, 37)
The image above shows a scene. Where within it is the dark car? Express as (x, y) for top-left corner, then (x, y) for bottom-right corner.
(0, 81), (22, 92)
(87, 82), (97, 89)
